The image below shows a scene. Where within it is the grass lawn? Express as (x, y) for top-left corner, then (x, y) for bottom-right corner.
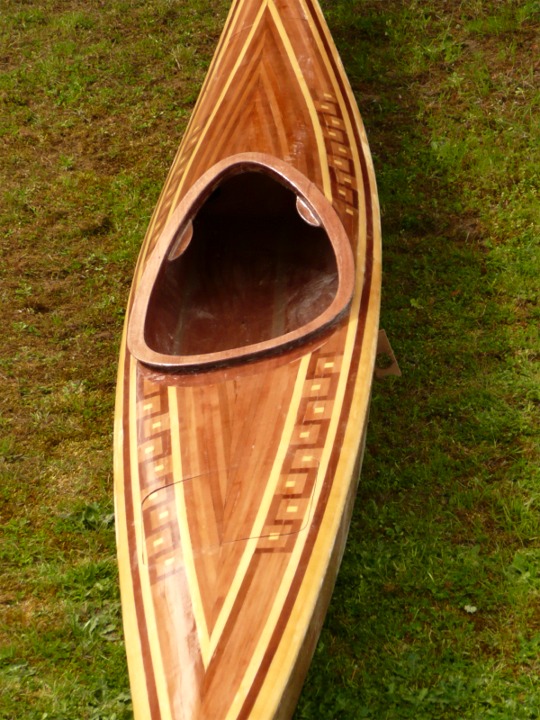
(1, 1), (538, 718)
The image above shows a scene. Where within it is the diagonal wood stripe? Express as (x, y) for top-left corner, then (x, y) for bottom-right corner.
(186, 37), (266, 178)
(259, 63), (291, 158)
(227, 340), (354, 718)
(143, 0), (250, 244)
(267, 0), (331, 198)
(185, 0), (245, 127)
(156, 355), (312, 670)
(206, 353), (311, 660)
(300, 0), (379, 243)
(168, 0), (270, 212)
(168, 386), (211, 665)
(297, 0), (367, 207)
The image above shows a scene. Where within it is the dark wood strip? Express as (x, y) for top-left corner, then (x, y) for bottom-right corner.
(121, 356), (161, 719)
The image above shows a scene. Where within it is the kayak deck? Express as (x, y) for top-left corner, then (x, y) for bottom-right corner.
(114, 0), (381, 717)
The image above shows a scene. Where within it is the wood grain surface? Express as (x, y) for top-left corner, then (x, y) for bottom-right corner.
(114, 0), (381, 717)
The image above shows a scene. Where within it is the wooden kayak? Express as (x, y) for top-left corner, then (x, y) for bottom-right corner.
(114, 0), (381, 717)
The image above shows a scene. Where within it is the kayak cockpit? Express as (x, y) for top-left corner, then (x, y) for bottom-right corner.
(128, 153), (355, 370)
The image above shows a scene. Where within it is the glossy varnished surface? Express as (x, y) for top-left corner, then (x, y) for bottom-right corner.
(128, 154), (356, 369)
(114, 0), (381, 717)
(147, 173), (337, 353)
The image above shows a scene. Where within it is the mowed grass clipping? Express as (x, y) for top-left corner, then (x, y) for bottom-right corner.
(0, 1), (538, 719)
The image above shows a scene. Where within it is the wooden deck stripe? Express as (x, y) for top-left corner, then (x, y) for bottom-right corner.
(298, 0), (365, 241)
(260, 63), (291, 158)
(115, 329), (159, 720)
(306, 0), (382, 299)
(238, 4), (381, 714)
(185, 0), (244, 132)
(167, 386), (211, 666)
(207, 353), (311, 660)
(190, 36), (266, 177)
(261, 15), (319, 186)
(127, 2), (256, 274)
(233, 330), (360, 718)
(267, 0), (331, 199)
(129, 360), (173, 720)
(213, 392), (231, 532)
(168, 0), (270, 214)
(202, 549), (264, 696)
(305, 0), (380, 204)
(132, 0), (246, 268)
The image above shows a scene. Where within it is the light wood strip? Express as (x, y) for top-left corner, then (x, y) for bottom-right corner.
(267, 0), (331, 199)
(298, 0), (364, 225)
(168, 0), (270, 214)
(303, 0), (381, 262)
(301, 0), (371, 292)
(260, 63), (291, 159)
(134, 0), (247, 270)
(184, 0), (244, 131)
(168, 387), (211, 666)
(188, 38), (266, 178)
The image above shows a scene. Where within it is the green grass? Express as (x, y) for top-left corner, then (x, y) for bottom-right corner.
(0, 1), (538, 718)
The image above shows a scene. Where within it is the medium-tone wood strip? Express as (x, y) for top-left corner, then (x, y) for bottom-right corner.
(205, 354), (311, 652)
(168, 388), (211, 663)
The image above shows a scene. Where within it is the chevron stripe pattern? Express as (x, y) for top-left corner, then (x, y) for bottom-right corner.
(114, 0), (381, 718)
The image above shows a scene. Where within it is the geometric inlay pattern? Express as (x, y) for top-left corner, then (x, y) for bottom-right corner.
(137, 377), (182, 584)
(256, 348), (343, 553)
(316, 91), (359, 231)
